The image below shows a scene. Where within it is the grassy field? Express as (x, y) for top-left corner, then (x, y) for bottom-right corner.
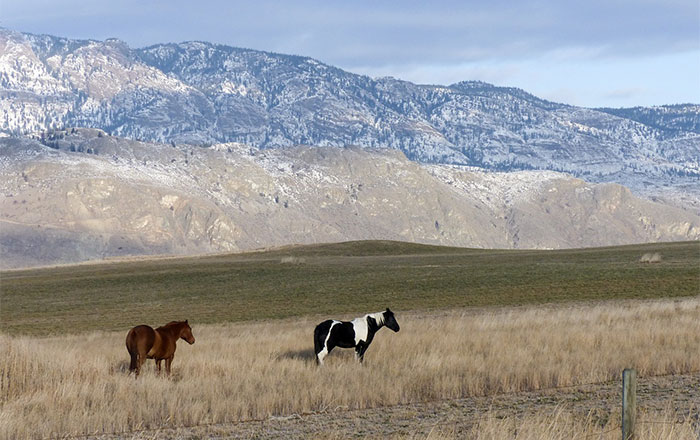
(2, 299), (699, 439)
(1, 240), (699, 439)
(1, 240), (698, 336)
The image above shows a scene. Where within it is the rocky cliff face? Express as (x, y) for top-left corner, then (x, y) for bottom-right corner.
(2, 29), (698, 208)
(1, 131), (697, 269)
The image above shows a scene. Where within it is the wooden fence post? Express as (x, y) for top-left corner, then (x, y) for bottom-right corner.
(622, 368), (637, 440)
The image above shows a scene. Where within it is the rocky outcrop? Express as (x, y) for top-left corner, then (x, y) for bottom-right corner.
(1, 132), (697, 268)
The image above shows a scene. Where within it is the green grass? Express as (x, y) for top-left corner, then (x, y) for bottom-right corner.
(1, 240), (698, 336)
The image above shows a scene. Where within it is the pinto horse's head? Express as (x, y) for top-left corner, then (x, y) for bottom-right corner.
(384, 308), (400, 332)
(180, 320), (195, 345)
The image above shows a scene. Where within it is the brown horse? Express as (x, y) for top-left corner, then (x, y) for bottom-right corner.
(125, 320), (195, 377)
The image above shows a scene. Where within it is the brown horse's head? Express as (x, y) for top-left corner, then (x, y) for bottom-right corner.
(180, 320), (195, 345)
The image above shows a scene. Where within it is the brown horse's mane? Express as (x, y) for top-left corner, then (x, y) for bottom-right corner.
(158, 320), (189, 334)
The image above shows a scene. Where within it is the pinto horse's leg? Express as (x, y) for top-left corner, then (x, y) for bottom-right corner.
(356, 343), (369, 363)
(317, 347), (327, 365)
(317, 343), (334, 366)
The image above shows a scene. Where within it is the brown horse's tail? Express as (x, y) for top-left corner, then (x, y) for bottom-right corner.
(129, 352), (138, 372)
(126, 327), (141, 374)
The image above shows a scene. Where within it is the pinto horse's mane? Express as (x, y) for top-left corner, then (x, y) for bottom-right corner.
(367, 311), (385, 325)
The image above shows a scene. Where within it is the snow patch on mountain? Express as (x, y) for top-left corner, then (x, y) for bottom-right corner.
(1, 29), (698, 211)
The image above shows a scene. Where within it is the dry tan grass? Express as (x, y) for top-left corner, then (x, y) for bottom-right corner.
(1, 298), (700, 439)
(401, 409), (699, 440)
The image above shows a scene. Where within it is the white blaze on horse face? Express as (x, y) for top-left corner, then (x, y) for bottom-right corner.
(318, 320), (340, 365)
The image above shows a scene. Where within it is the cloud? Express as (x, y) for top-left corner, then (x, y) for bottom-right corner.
(604, 88), (647, 101)
(3, 0), (698, 66)
(2, 0), (698, 107)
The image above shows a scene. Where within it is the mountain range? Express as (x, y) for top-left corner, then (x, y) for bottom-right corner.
(0, 29), (699, 268)
(1, 29), (698, 208)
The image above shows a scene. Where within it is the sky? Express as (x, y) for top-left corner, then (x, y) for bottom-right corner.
(2, 0), (699, 108)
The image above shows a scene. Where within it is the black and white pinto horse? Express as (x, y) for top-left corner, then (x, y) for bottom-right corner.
(314, 308), (400, 365)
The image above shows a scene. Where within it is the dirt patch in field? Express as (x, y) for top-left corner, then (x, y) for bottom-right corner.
(97, 372), (700, 439)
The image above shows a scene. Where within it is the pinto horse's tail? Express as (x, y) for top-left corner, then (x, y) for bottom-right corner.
(314, 324), (325, 358)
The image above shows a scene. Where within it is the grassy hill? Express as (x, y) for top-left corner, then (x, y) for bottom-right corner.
(1, 240), (698, 336)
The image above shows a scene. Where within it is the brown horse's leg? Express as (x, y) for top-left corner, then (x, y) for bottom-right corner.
(156, 359), (162, 375)
(165, 355), (174, 375)
(136, 353), (145, 377)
